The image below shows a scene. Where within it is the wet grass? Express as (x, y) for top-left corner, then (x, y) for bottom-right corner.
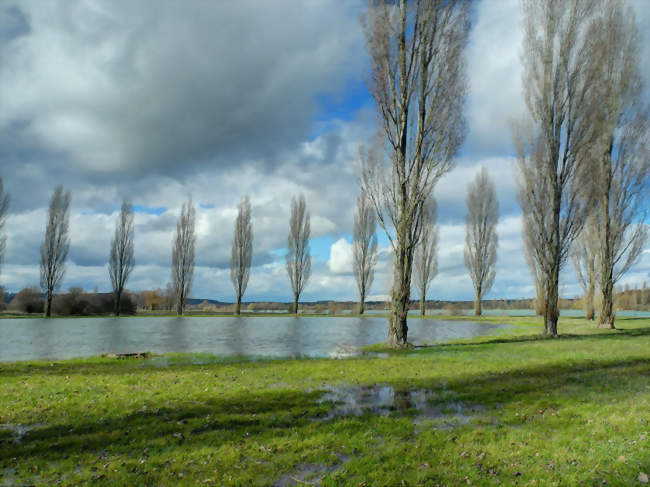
(0, 316), (649, 485)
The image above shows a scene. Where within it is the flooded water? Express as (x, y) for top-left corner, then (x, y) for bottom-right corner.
(316, 384), (488, 427)
(0, 316), (509, 362)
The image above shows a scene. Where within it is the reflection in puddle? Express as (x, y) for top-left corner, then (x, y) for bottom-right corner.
(0, 423), (45, 443)
(316, 385), (486, 427)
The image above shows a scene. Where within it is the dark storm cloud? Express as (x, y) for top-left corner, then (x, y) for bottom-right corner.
(0, 0), (365, 196)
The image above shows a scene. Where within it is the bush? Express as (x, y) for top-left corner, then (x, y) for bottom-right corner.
(9, 287), (44, 314)
(443, 302), (465, 316)
(51, 289), (136, 316)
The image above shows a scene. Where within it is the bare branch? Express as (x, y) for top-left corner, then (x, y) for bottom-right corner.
(464, 167), (498, 316)
(230, 196), (253, 315)
(286, 195), (311, 314)
(413, 197), (438, 316)
(361, 0), (470, 346)
(353, 190), (378, 314)
(109, 198), (135, 316)
(40, 185), (71, 317)
(171, 199), (196, 316)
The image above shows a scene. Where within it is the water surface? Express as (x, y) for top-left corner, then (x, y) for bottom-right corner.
(0, 316), (508, 362)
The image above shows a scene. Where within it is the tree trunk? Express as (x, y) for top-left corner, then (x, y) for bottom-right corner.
(474, 287), (482, 316)
(388, 243), (412, 347)
(293, 294), (299, 315)
(177, 296), (184, 316)
(114, 291), (121, 317)
(359, 291), (365, 315)
(45, 292), (52, 317)
(544, 268), (559, 336)
(584, 287), (594, 321)
(599, 154), (615, 329)
(600, 279), (616, 329)
(420, 292), (425, 316)
(235, 295), (241, 315)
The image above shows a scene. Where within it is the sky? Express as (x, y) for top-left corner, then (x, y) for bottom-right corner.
(0, 0), (648, 303)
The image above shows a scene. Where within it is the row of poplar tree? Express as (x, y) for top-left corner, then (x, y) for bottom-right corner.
(0, 165), (500, 320)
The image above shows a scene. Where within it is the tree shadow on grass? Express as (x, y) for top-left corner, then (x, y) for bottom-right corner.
(1, 355), (648, 468)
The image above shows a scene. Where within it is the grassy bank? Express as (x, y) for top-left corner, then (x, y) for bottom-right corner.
(1, 317), (648, 485)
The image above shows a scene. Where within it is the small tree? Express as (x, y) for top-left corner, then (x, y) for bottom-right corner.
(571, 215), (599, 320)
(464, 167), (498, 316)
(230, 196), (253, 315)
(109, 198), (135, 316)
(353, 191), (377, 314)
(413, 198), (438, 316)
(40, 185), (71, 317)
(286, 195), (311, 314)
(0, 177), (9, 280)
(522, 207), (545, 316)
(171, 199), (196, 316)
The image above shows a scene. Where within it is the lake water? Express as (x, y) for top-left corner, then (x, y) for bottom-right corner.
(0, 316), (508, 362)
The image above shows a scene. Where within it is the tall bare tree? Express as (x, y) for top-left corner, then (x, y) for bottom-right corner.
(171, 199), (196, 316)
(230, 196), (253, 315)
(413, 198), (438, 316)
(464, 167), (498, 316)
(360, 0), (470, 346)
(571, 214), (599, 320)
(40, 185), (71, 317)
(0, 178), (9, 280)
(589, 0), (648, 328)
(353, 191), (378, 314)
(515, 0), (600, 336)
(109, 198), (135, 316)
(522, 211), (545, 316)
(286, 195), (311, 314)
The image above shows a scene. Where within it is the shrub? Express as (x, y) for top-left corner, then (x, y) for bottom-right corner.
(9, 287), (44, 314)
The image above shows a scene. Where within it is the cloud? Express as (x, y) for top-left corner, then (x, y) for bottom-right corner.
(1, 0), (648, 305)
(328, 238), (353, 275)
(0, 0), (365, 187)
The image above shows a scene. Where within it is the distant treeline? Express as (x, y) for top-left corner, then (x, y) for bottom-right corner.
(2, 283), (648, 316)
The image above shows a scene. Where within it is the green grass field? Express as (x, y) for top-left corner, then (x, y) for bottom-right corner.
(1, 316), (649, 486)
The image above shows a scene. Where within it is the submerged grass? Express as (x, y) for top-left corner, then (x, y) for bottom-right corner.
(0, 316), (649, 485)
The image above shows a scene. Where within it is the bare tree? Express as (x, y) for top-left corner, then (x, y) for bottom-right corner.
(0, 178), (9, 280)
(171, 199), (196, 316)
(515, 0), (600, 336)
(286, 195), (311, 314)
(571, 214), (599, 320)
(353, 191), (378, 314)
(230, 196), (253, 315)
(413, 198), (438, 316)
(40, 185), (71, 317)
(109, 198), (135, 316)
(522, 212), (545, 316)
(588, 0), (648, 328)
(360, 0), (470, 346)
(464, 167), (498, 316)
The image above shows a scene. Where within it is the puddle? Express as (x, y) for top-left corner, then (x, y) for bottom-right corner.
(0, 423), (45, 443)
(1, 467), (16, 487)
(316, 385), (486, 427)
(274, 453), (350, 487)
